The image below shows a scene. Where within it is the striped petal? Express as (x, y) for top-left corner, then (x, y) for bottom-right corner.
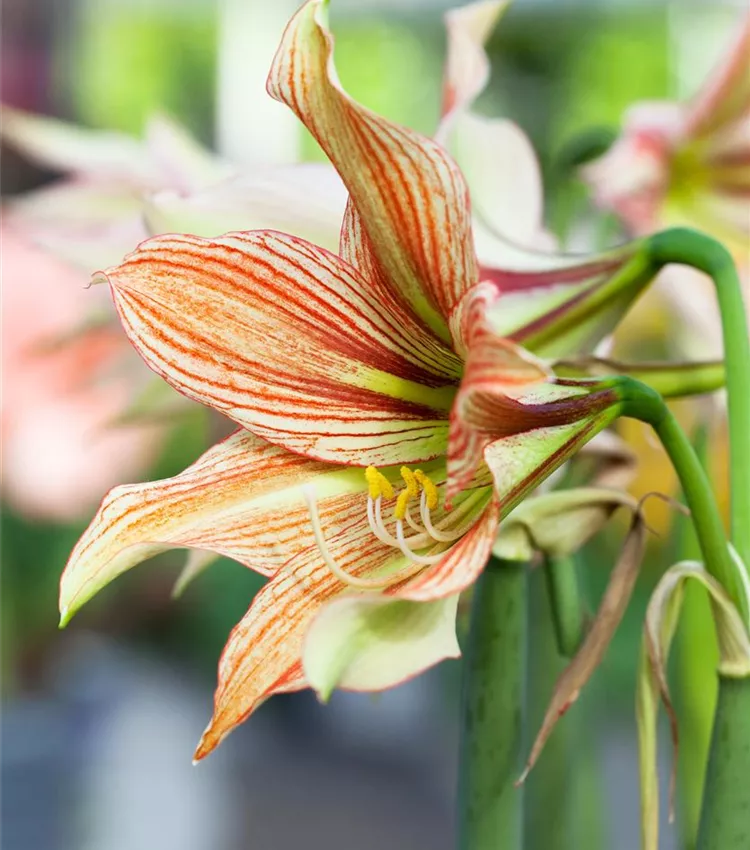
(193, 464), (497, 758)
(193, 510), (413, 760)
(448, 282), (564, 496)
(479, 242), (647, 358)
(482, 412), (622, 522)
(267, 0), (478, 339)
(451, 381), (622, 505)
(101, 229), (461, 467)
(59, 430), (373, 623)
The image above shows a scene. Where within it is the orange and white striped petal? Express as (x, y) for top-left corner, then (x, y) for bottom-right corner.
(482, 414), (622, 522)
(59, 429), (376, 623)
(447, 282), (555, 495)
(193, 512), (413, 760)
(448, 284), (624, 499)
(267, 0), (478, 339)
(450, 377), (621, 503)
(101, 229), (461, 468)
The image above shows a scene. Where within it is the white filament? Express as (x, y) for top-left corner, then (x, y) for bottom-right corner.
(303, 486), (395, 589)
(395, 520), (447, 565)
(303, 479), (486, 590)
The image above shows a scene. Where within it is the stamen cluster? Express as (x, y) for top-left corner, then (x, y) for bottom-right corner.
(302, 466), (485, 589)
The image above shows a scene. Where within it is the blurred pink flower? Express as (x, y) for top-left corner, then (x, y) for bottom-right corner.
(1, 225), (162, 521)
(583, 16), (750, 355)
(1, 112), (349, 521)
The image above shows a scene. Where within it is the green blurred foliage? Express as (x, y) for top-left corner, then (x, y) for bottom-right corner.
(63, 2), (216, 144)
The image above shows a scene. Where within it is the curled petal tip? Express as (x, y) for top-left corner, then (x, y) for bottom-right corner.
(88, 270), (110, 289)
(58, 606), (72, 629)
(192, 735), (212, 764)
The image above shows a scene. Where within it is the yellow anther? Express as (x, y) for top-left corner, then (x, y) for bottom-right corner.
(400, 467), (419, 499)
(395, 489), (411, 520)
(365, 466), (394, 500)
(414, 470), (440, 510)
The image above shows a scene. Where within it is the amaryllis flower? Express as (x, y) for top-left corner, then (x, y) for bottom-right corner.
(583, 15), (750, 352)
(60, 0), (658, 759)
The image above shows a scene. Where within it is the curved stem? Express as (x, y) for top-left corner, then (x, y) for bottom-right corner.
(697, 676), (750, 849)
(645, 228), (750, 569)
(457, 558), (527, 850)
(615, 377), (746, 622)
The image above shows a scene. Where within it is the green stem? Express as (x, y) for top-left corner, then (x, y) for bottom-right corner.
(525, 568), (573, 850)
(554, 358), (725, 399)
(645, 228), (750, 568)
(697, 676), (750, 849)
(673, 422), (718, 850)
(525, 565), (604, 850)
(543, 554), (586, 658)
(458, 558), (527, 850)
(615, 377), (746, 621)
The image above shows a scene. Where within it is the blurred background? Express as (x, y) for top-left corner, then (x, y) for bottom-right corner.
(1, 1), (745, 848)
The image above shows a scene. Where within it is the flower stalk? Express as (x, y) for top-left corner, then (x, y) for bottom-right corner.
(458, 557), (527, 850)
(697, 676), (750, 849)
(614, 376), (746, 622)
(644, 228), (750, 569)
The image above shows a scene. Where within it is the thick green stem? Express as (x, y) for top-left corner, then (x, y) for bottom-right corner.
(697, 676), (750, 849)
(458, 558), (527, 850)
(543, 554), (586, 658)
(645, 228), (750, 568)
(525, 566), (604, 850)
(616, 377), (746, 622)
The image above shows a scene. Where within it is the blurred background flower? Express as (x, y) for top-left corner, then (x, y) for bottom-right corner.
(1, 1), (744, 849)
